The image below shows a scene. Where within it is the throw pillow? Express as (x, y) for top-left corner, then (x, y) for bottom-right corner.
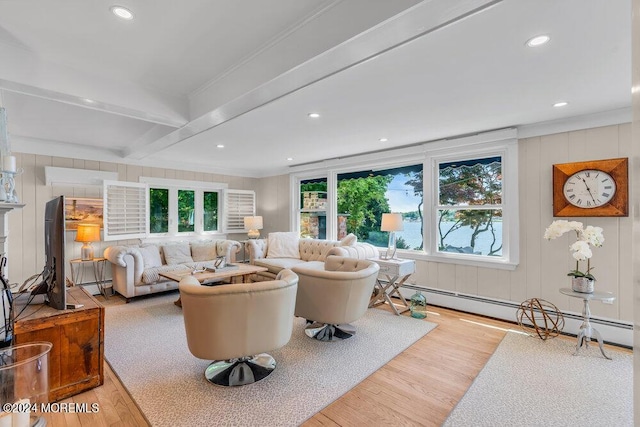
(340, 233), (357, 246)
(191, 242), (217, 262)
(138, 245), (163, 268)
(267, 232), (300, 259)
(162, 243), (193, 265)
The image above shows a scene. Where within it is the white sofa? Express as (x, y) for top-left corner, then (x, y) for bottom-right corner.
(246, 232), (379, 282)
(104, 239), (242, 301)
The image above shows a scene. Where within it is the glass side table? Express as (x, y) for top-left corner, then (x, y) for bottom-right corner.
(559, 287), (615, 359)
(69, 257), (111, 298)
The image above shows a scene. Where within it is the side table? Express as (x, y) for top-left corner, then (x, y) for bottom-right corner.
(69, 257), (111, 298)
(368, 258), (416, 315)
(559, 287), (616, 359)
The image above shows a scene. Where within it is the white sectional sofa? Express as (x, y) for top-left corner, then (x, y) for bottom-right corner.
(246, 232), (379, 282)
(104, 239), (242, 301)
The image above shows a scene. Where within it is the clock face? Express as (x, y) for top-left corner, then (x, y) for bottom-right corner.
(562, 169), (616, 208)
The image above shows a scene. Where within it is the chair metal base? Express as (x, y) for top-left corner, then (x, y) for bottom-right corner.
(304, 321), (356, 341)
(205, 353), (276, 386)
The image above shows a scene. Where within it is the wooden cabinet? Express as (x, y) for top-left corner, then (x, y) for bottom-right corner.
(13, 286), (104, 401)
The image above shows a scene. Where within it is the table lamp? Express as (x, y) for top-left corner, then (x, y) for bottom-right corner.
(244, 216), (263, 239)
(75, 224), (101, 260)
(381, 213), (403, 260)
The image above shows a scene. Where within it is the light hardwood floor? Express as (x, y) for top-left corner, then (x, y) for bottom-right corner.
(38, 291), (630, 427)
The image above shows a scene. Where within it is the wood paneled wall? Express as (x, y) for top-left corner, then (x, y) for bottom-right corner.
(8, 124), (631, 323)
(259, 123), (633, 322)
(7, 156), (256, 288)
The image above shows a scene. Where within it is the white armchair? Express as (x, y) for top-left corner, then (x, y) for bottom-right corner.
(292, 256), (380, 341)
(179, 269), (298, 386)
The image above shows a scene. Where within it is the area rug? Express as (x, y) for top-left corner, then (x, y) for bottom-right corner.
(104, 293), (437, 426)
(443, 331), (633, 427)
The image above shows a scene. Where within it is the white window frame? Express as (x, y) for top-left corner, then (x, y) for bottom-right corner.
(423, 129), (519, 270)
(103, 180), (149, 241)
(140, 177), (228, 237)
(288, 129), (519, 269)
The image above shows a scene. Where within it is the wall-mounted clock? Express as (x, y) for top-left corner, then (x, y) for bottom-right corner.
(553, 157), (628, 217)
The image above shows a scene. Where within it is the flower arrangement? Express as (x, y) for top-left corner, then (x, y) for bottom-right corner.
(543, 220), (604, 281)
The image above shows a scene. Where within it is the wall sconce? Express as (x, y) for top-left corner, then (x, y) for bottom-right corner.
(244, 216), (263, 239)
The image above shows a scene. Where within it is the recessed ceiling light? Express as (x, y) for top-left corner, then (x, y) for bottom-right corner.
(216, 144), (224, 148)
(526, 35), (550, 47)
(286, 157), (293, 161)
(307, 113), (320, 118)
(379, 138), (388, 142)
(553, 101), (568, 107)
(111, 6), (134, 20)
(83, 98), (96, 104)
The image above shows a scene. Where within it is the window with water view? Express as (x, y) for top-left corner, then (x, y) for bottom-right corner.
(437, 156), (503, 256)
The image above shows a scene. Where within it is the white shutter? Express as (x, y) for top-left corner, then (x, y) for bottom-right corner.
(224, 190), (255, 232)
(103, 180), (149, 241)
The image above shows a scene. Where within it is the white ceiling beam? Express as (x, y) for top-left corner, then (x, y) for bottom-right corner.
(123, 0), (502, 160)
(0, 42), (189, 128)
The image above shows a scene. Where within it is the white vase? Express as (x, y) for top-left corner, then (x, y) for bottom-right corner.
(571, 277), (594, 293)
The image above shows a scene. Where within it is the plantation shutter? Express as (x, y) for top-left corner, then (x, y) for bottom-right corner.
(224, 190), (255, 232)
(103, 180), (149, 241)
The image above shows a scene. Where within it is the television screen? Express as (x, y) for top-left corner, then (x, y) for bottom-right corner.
(36, 196), (66, 309)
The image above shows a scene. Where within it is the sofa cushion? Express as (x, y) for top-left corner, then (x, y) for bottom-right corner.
(254, 258), (307, 275)
(191, 242), (217, 262)
(162, 243), (193, 265)
(141, 264), (191, 284)
(340, 233), (357, 246)
(138, 245), (162, 268)
(267, 232), (300, 259)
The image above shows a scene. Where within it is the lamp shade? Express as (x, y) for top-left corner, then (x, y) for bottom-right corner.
(381, 213), (404, 232)
(244, 216), (263, 230)
(75, 224), (101, 243)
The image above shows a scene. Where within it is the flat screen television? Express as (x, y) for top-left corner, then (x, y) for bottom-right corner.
(32, 196), (66, 309)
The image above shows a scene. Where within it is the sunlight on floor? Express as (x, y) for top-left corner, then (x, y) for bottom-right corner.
(459, 318), (528, 335)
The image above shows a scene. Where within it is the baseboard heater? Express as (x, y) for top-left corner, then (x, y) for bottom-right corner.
(396, 283), (633, 348)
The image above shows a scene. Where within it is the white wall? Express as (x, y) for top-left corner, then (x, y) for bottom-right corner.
(6, 155), (256, 287)
(260, 123), (633, 323)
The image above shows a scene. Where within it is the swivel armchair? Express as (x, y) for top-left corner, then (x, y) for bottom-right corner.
(292, 256), (379, 341)
(179, 269), (298, 386)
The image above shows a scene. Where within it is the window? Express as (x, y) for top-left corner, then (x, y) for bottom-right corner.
(336, 165), (423, 249)
(290, 129), (518, 269)
(424, 129), (519, 269)
(437, 157), (502, 256)
(149, 188), (169, 233)
(141, 177), (229, 237)
(178, 189), (195, 233)
(203, 191), (218, 231)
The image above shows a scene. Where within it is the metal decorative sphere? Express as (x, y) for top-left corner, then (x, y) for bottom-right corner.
(516, 298), (564, 340)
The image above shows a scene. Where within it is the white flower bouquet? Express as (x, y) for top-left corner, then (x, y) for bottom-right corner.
(543, 220), (604, 281)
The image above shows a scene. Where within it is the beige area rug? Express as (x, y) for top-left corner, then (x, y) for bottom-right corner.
(104, 292), (437, 427)
(444, 331), (633, 427)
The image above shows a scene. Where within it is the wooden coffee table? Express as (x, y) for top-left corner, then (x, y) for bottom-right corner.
(160, 263), (268, 307)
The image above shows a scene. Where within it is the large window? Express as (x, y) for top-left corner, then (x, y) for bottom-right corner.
(437, 157), (502, 256)
(336, 165), (423, 249)
(291, 129), (518, 269)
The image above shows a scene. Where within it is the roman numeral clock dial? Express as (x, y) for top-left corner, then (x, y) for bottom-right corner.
(552, 158), (628, 217)
(562, 170), (616, 208)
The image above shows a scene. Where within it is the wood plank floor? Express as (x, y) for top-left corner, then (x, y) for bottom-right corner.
(37, 291), (630, 426)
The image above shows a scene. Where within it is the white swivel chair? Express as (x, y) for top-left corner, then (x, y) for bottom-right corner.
(292, 256), (379, 341)
(179, 269), (298, 386)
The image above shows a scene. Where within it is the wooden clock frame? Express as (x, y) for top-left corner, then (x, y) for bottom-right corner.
(552, 157), (628, 217)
